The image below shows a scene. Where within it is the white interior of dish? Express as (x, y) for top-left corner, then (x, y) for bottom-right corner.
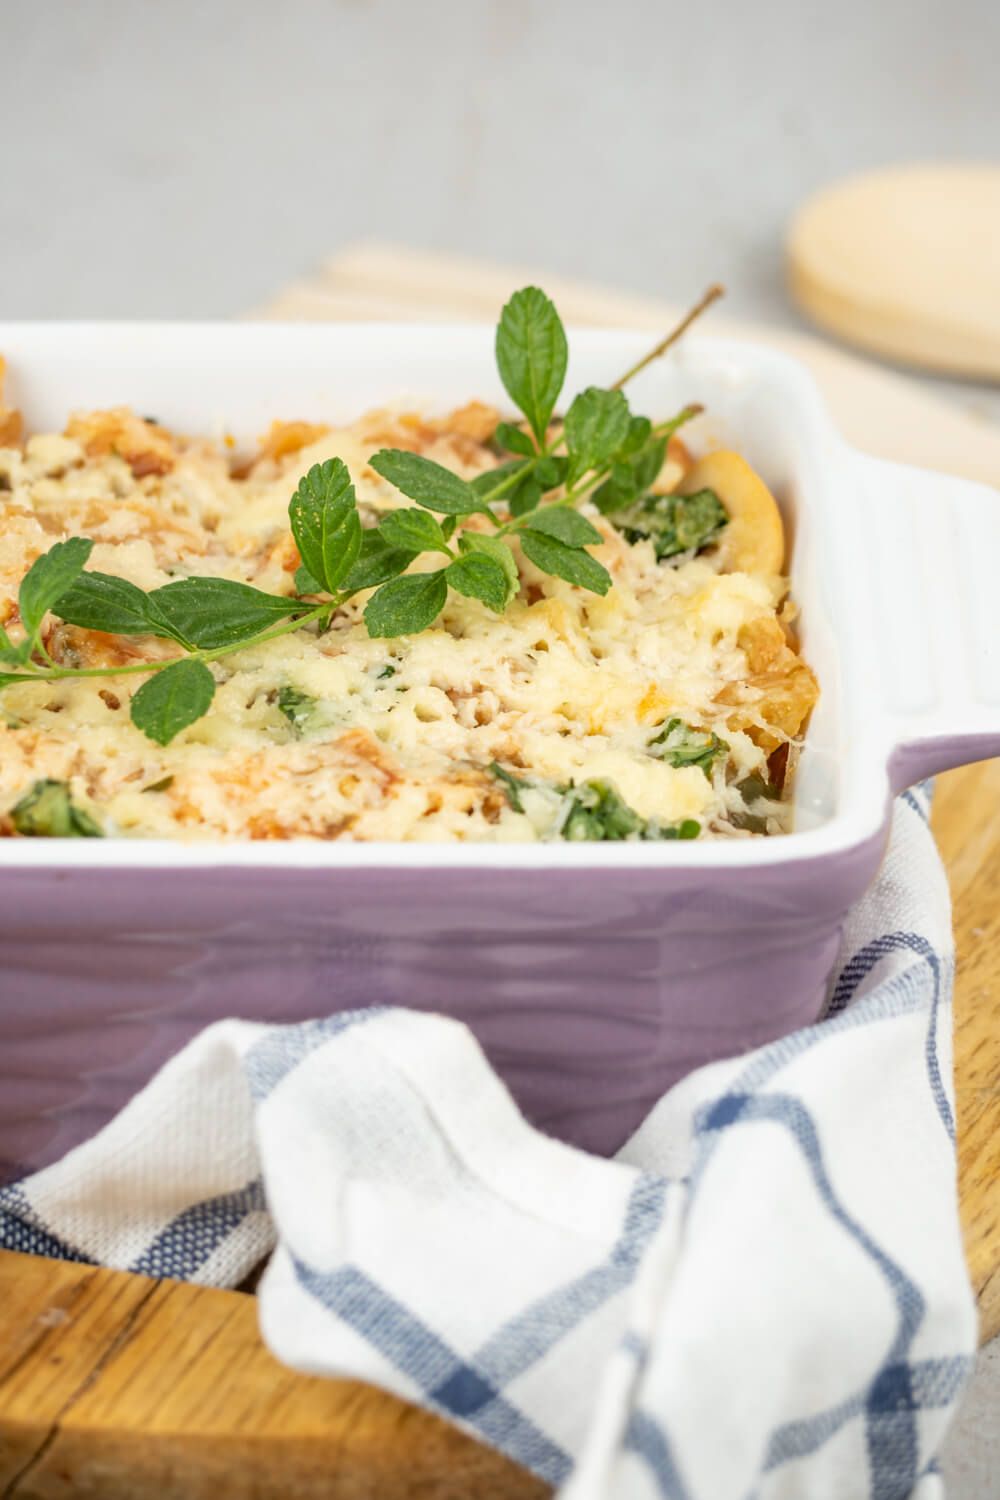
(0, 323), (886, 868)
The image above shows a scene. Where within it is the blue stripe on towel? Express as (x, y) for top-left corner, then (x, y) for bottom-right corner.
(243, 1009), (382, 1101)
(129, 1178), (267, 1279)
(472, 1175), (667, 1387)
(0, 1182), (96, 1264)
(291, 1256), (572, 1484)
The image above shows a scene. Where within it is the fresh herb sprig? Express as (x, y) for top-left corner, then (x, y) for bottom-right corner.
(0, 285), (724, 745)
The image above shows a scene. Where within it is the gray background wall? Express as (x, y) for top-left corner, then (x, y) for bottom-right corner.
(3, 0), (999, 326)
(2, 0), (998, 1492)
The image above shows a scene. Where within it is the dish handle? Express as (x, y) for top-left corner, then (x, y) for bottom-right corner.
(856, 457), (1000, 793)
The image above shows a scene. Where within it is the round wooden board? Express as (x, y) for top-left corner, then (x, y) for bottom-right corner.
(1, 246), (997, 1498)
(788, 164), (1000, 378)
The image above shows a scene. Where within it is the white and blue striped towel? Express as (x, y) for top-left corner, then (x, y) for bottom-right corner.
(1, 783), (976, 1499)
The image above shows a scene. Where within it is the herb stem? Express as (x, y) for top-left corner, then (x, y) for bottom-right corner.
(475, 465), (536, 510)
(199, 602), (332, 660)
(610, 284), (725, 392)
(0, 602), (332, 689)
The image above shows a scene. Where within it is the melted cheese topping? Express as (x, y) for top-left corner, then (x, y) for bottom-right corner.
(0, 405), (815, 842)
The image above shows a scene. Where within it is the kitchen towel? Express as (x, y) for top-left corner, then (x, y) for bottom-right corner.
(0, 782), (976, 1500)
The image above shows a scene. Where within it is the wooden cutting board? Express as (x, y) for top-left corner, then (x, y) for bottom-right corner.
(0, 245), (997, 1500)
(788, 164), (1000, 379)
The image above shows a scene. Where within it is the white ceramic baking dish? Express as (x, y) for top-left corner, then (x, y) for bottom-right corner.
(1, 323), (997, 1178)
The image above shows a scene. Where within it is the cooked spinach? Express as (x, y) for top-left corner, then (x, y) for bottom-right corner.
(731, 772), (782, 833)
(491, 764), (702, 840)
(649, 717), (728, 777)
(10, 779), (103, 837)
(612, 487), (727, 561)
(277, 685), (321, 736)
(489, 760), (530, 813)
(557, 779), (700, 842)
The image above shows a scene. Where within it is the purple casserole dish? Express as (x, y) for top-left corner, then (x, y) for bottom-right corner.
(1, 322), (998, 1180)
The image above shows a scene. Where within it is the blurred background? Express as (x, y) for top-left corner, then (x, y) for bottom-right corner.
(2, 0), (997, 328)
(1, 0), (998, 1493)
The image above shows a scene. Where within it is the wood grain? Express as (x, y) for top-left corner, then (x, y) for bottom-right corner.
(933, 763), (1000, 1341)
(0, 1251), (545, 1500)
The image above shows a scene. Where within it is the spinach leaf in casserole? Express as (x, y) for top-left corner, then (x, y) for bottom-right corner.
(557, 780), (701, 842)
(10, 779), (103, 837)
(277, 685), (322, 736)
(612, 488), (728, 561)
(489, 764), (701, 842)
(648, 718), (729, 777)
(489, 760), (530, 814)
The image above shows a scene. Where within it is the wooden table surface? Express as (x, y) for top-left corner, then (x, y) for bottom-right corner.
(1, 247), (997, 1498)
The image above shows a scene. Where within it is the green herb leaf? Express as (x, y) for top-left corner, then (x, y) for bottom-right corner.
(446, 552), (510, 613)
(592, 403), (699, 516)
(613, 488), (727, 561)
(509, 476), (544, 518)
(532, 455), (569, 490)
(458, 533), (520, 606)
(519, 530), (612, 595)
(518, 506), (602, 547)
(0, 623), (17, 662)
(470, 461), (546, 519)
(148, 578), (307, 651)
(18, 537), (94, 645)
(494, 422), (535, 457)
(619, 415), (653, 456)
(369, 450), (488, 517)
(471, 459), (529, 500)
(130, 658), (216, 746)
(592, 466), (636, 516)
(495, 287), (568, 445)
(342, 529), (417, 594)
(631, 436), (669, 493)
(288, 458), (363, 594)
(378, 508), (452, 557)
(592, 436), (667, 515)
(563, 386), (631, 486)
(10, 778), (104, 837)
(294, 563), (324, 595)
(364, 569), (449, 638)
(489, 761), (528, 813)
(277, 684), (320, 736)
(649, 717), (728, 776)
(53, 571), (182, 641)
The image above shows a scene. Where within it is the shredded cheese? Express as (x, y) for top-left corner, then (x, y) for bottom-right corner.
(0, 402), (817, 842)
